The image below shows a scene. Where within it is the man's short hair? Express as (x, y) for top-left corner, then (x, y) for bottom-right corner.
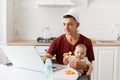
(63, 15), (77, 22)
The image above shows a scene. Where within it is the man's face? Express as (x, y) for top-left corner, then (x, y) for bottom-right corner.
(62, 17), (79, 35)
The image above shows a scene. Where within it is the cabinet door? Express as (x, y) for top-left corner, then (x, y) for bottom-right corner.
(91, 47), (96, 80)
(94, 46), (119, 80)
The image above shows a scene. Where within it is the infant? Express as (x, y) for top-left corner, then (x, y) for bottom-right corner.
(63, 44), (93, 77)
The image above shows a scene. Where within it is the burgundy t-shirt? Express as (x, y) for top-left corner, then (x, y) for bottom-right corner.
(47, 34), (95, 64)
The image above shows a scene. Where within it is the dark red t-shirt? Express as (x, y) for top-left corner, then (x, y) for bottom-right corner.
(47, 34), (95, 64)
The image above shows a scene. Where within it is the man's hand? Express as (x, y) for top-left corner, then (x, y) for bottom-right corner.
(69, 60), (88, 71)
(42, 53), (53, 62)
(86, 63), (93, 76)
(86, 71), (91, 76)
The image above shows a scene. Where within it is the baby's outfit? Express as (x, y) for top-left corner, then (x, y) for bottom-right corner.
(68, 56), (90, 77)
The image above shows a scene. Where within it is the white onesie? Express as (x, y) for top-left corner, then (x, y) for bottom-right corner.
(67, 56), (90, 77)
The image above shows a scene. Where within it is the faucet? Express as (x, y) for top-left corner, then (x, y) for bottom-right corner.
(112, 24), (120, 41)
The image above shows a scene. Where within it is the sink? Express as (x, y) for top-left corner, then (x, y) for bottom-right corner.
(96, 40), (120, 44)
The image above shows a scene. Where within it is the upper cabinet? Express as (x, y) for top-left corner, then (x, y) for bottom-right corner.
(36, 0), (74, 6)
(89, 0), (120, 9)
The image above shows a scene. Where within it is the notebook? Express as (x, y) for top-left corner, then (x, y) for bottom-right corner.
(1, 45), (65, 73)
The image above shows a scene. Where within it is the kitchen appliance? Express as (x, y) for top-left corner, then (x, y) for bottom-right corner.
(1, 46), (45, 72)
(1, 46), (66, 73)
(36, 37), (56, 43)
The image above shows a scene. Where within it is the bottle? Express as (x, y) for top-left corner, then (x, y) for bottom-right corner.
(45, 58), (54, 80)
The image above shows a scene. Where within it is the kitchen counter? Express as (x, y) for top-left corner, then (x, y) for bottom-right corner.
(7, 40), (50, 46)
(94, 40), (120, 46)
(7, 40), (120, 46)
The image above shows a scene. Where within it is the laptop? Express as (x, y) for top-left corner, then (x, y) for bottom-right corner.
(0, 45), (65, 72)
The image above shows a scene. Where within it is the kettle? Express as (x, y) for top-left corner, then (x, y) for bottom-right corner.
(43, 27), (50, 39)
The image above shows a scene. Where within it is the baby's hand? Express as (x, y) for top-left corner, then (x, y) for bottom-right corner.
(63, 51), (72, 58)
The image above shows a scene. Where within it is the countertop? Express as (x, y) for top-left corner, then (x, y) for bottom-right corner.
(7, 40), (50, 46)
(7, 40), (120, 46)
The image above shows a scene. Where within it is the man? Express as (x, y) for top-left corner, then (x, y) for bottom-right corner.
(42, 8), (95, 80)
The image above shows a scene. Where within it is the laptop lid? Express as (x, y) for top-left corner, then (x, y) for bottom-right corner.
(1, 45), (45, 72)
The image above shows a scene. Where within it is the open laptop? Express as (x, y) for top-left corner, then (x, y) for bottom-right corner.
(0, 45), (65, 72)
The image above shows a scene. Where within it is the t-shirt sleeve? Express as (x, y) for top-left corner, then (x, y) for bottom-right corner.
(86, 40), (95, 62)
(47, 39), (57, 56)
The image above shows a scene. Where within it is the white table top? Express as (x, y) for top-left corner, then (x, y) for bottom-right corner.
(0, 65), (78, 80)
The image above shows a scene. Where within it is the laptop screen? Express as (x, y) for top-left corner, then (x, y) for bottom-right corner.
(1, 46), (45, 72)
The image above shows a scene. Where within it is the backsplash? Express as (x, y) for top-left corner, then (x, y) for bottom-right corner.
(14, 0), (120, 40)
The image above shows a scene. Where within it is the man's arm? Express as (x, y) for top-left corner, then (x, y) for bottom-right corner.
(69, 60), (89, 71)
(76, 60), (89, 70)
(42, 53), (53, 62)
(86, 62), (93, 76)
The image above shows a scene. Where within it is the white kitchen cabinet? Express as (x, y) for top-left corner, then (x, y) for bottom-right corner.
(0, 0), (14, 44)
(92, 46), (119, 80)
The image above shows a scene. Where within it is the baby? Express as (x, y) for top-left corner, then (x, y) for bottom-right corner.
(63, 44), (93, 77)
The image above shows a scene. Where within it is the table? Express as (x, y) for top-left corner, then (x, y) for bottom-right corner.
(0, 65), (78, 80)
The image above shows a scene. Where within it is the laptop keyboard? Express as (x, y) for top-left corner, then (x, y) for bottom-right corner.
(52, 64), (66, 72)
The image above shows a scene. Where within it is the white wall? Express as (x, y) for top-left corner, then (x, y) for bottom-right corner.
(7, 0), (14, 41)
(0, 0), (14, 44)
(0, 0), (7, 44)
(0, 0), (2, 41)
(14, 0), (120, 40)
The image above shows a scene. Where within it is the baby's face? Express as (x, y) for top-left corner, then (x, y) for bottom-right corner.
(74, 47), (86, 59)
